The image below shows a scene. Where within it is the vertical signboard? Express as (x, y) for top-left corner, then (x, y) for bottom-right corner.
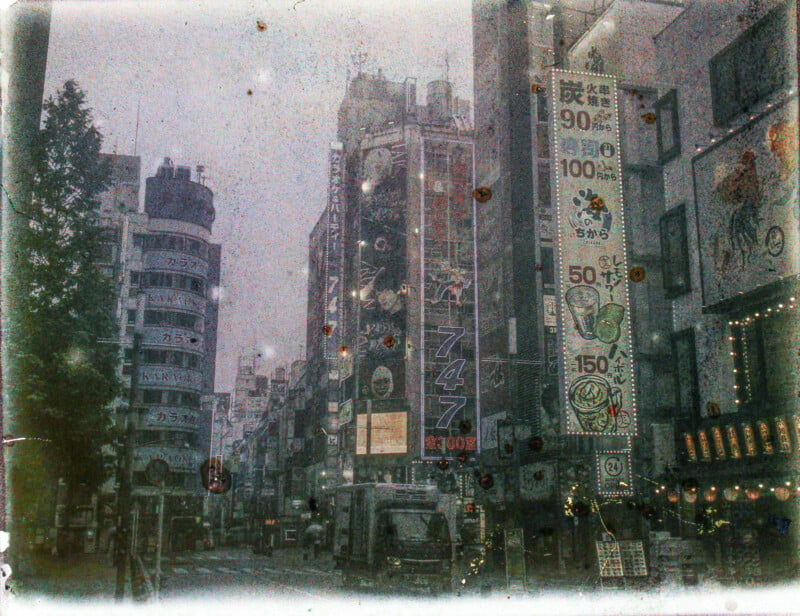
(325, 143), (344, 360)
(421, 139), (480, 460)
(551, 69), (637, 436)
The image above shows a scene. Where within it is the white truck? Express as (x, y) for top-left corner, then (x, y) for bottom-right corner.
(333, 483), (455, 593)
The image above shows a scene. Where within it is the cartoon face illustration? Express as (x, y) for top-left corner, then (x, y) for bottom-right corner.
(371, 366), (394, 398)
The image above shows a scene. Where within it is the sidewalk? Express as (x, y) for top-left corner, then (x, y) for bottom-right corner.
(12, 551), (119, 599)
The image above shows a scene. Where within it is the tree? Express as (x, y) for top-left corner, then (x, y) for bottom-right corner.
(11, 80), (120, 514)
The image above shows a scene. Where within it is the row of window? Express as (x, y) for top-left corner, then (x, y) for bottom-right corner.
(136, 429), (197, 447)
(133, 233), (209, 259)
(143, 309), (203, 332)
(140, 389), (201, 408)
(141, 349), (202, 369)
(130, 271), (206, 295)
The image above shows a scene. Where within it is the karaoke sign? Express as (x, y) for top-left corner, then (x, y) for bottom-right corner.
(551, 69), (637, 436)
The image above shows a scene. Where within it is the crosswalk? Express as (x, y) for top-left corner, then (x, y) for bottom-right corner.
(147, 551), (338, 579)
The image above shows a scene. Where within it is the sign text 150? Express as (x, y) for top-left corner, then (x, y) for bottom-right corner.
(575, 354), (608, 374)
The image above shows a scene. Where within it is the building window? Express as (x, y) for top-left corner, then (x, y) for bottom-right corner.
(709, 2), (793, 126)
(654, 89), (680, 163)
(659, 205), (690, 297)
(671, 328), (699, 421)
(731, 308), (798, 412)
(127, 309), (137, 323)
(540, 246), (555, 285)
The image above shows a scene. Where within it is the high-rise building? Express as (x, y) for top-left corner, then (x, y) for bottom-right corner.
(109, 157), (223, 549)
(305, 70), (478, 493)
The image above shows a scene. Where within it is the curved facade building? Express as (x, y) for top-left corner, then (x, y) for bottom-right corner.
(130, 158), (220, 501)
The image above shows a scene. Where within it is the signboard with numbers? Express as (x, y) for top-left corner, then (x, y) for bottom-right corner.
(551, 69), (636, 436)
(421, 139), (480, 459)
(596, 450), (632, 496)
(324, 143), (344, 360)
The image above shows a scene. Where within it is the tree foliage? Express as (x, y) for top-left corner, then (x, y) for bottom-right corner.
(14, 80), (121, 494)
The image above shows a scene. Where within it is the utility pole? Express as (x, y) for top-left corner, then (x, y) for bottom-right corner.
(114, 330), (142, 601)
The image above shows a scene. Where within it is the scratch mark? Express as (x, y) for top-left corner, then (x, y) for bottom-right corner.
(292, 0), (307, 9)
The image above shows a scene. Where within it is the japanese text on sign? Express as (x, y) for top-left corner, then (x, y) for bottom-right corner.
(551, 69), (637, 436)
(325, 144), (344, 360)
(421, 140), (480, 459)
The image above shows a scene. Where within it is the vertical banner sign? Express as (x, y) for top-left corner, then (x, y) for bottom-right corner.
(551, 69), (637, 436)
(421, 139), (480, 460)
(325, 143), (344, 360)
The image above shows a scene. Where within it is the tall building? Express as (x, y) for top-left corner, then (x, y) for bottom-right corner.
(111, 157), (223, 549)
(472, 0), (799, 585)
(305, 70), (478, 497)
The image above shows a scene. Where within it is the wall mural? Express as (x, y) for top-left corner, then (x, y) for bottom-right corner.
(357, 143), (408, 401)
(693, 98), (799, 310)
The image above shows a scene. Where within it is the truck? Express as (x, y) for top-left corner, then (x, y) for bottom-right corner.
(333, 483), (455, 593)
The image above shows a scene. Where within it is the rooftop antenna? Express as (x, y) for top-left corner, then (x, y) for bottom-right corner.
(351, 51), (368, 76)
(133, 98), (141, 156)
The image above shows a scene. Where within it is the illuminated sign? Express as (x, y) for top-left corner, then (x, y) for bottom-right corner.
(726, 425), (742, 459)
(711, 426), (726, 460)
(420, 139), (480, 459)
(757, 420), (774, 454)
(324, 143), (344, 360)
(697, 430), (712, 461)
(551, 69), (636, 436)
(684, 433), (698, 462)
(775, 417), (792, 453)
(596, 450), (633, 496)
(370, 412), (408, 454)
(143, 407), (199, 430)
(139, 366), (204, 389)
(355, 412), (408, 455)
(742, 423), (758, 457)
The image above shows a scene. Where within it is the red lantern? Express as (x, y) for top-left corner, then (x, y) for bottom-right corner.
(723, 488), (739, 502)
(704, 489), (717, 503)
(745, 487), (760, 501)
(667, 490), (680, 503)
(683, 490), (698, 503)
(774, 487), (792, 501)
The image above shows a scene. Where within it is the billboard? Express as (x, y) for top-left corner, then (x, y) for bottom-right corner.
(421, 139), (480, 460)
(357, 142), (408, 391)
(354, 411), (407, 455)
(324, 143), (345, 360)
(693, 98), (798, 311)
(551, 69), (637, 436)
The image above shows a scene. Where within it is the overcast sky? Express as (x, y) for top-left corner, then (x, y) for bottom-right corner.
(42, 0), (474, 391)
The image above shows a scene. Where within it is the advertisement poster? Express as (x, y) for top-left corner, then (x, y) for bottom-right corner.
(551, 68), (637, 436)
(324, 143), (345, 360)
(421, 139), (480, 459)
(693, 98), (799, 311)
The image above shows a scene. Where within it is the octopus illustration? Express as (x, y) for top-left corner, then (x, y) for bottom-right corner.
(716, 151), (762, 268)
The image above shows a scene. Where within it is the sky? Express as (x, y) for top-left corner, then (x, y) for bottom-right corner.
(42, 0), (474, 391)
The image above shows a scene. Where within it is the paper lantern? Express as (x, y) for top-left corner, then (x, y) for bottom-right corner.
(704, 489), (717, 503)
(745, 487), (760, 501)
(683, 490), (698, 503)
(667, 490), (680, 503)
(774, 487), (792, 501)
(723, 488), (739, 502)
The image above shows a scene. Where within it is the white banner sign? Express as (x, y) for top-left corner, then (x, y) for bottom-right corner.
(142, 407), (199, 429)
(141, 327), (203, 351)
(139, 366), (204, 390)
(551, 69), (637, 436)
(144, 251), (208, 277)
(133, 446), (199, 472)
(146, 290), (205, 313)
